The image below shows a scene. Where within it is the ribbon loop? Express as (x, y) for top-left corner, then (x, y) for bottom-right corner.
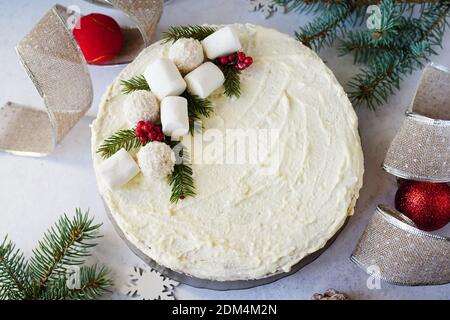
(352, 205), (450, 286)
(383, 63), (450, 182)
(0, 5), (93, 156)
(0, 2), (163, 156)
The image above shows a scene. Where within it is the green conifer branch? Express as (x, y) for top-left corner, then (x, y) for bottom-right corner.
(41, 265), (112, 300)
(222, 67), (242, 98)
(121, 75), (149, 95)
(0, 237), (32, 299)
(162, 25), (217, 43)
(28, 209), (102, 295)
(169, 144), (196, 203)
(0, 210), (111, 300)
(295, 2), (355, 51)
(97, 129), (144, 159)
(348, 2), (450, 108)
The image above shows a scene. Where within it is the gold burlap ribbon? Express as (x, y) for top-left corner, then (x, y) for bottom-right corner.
(352, 63), (450, 286)
(0, 2), (163, 156)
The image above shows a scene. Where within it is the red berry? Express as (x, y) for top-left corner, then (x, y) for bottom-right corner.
(153, 126), (161, 133)
(157, 133), (165, 142)
(135, 128), (143, 137)
(220, 56), (229, 65)
(148, 132), (156, 140)
(236, 62), (247, 71)
(244, 56), (253, 66)
(228, 53), (236, 62)
(137, 120), (145, 128)
(237, 52), (246, 62)
(141, 124), (151, 133)
(139, 136), (147, 143)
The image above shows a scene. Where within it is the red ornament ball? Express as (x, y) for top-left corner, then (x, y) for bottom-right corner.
(73, 13), (123, 65)
(395, 180), (450, 231)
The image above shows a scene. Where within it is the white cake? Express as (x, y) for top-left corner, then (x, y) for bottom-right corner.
(91, 24), (364, 281)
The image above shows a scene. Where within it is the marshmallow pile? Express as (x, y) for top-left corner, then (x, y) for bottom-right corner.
(99, 26), (243, 189)
(144, 26), (242, 139)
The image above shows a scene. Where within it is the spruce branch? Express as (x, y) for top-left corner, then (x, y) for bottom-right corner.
(121, 75), (150, 95)
(295, 2), (355, 51)
(169, 144), (196, 203)
(162, 25), (217, 43)
(0, 237), (32, 299)
(347, 2), (450, 108)
(222, 67), (242, 98)
(97, 129), (143, 159)
(41, 265), (112, 300)
(182, 92), (214, 134)
(28, 209), (102, 295)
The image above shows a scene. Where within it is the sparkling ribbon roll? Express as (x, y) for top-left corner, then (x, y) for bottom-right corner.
(0, 2), (163, 156)
(383, 63), (450, 182)
(352, 205), (450, 286)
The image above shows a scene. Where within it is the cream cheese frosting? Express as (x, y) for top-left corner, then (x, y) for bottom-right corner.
(91, 24), (364, 281)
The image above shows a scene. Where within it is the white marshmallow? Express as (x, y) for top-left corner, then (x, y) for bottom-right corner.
(184, 62), (225, 99)
(144, 58), (187, 100)
(201, 27), (242, 60)
(98, 149), (140, 190)
(161, 96), (190, 138)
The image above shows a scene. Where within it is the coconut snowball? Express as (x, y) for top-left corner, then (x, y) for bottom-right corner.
(137, 142), (176, 179)
(169, 38), (204, 74)
(124, 90), (159, 126)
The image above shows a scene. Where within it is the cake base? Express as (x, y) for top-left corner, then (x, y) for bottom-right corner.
(103, 198), (349, 290)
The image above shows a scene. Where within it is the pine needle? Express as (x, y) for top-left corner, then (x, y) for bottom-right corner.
(28, 209), (102, 294)
(182, 92), (214, 134)
(0, 237), (32, 299)
(97, 129), (143, 159)
(162, 25), (217, 43)
(42, 265), (112, 300)
(169, 144), (196, 203)
(222, 67), (242, 98)
(0, 210), (111, 300)
(121, 75), (150, 95)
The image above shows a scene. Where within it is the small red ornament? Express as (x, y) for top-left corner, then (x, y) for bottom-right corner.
(395, 180), (450, 231)
(73, 13), (123, 65)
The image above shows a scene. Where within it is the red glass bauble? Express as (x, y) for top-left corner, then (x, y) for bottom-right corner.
(73, 13), (123, 65)
(395, 181), (450, 231)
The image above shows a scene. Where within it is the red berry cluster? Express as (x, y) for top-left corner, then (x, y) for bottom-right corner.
(135, 120), (165, 143)
(215, 51), (253, 71)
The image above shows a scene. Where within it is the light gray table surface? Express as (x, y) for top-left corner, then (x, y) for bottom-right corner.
(0, 0), (449, 300)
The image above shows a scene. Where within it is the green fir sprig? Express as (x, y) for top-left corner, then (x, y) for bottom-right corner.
(162, 25), (217, 43)
(121, 75), (149, 95)
(0, 209), (112, 300)
(182, 92), (214, 133)
(169, 144), (196, 203)
(222, 67), (242, 98)
(97, 129), (144, 159)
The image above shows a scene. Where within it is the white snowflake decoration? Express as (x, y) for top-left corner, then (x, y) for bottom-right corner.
(248, 0), (286, 19)
(122, 265), (179, 300)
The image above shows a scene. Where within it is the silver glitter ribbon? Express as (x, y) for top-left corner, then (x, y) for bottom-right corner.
(352, 63), (450, 286)
(383, 63), (450, 182)
(352, 205), (450, 286)
(0, 2), (163, 156)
